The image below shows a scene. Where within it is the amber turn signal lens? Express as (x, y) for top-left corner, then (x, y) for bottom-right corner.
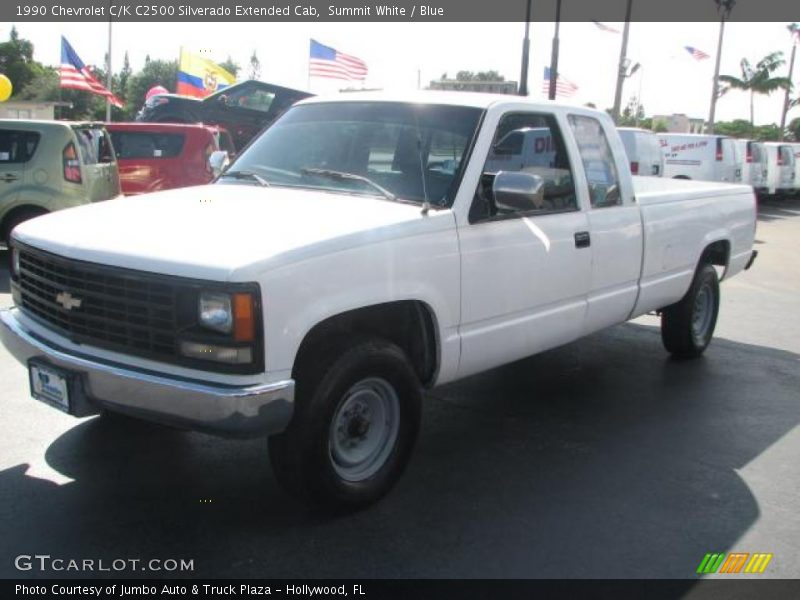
(233, 293), (255, 342)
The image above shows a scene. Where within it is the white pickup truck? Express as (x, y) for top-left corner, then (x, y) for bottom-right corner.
(1, 93), (757, 509)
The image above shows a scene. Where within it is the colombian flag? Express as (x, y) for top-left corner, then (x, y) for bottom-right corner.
(176, 48), (236, 98)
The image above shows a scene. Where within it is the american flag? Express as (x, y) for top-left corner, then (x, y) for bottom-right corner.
(542, 67), (578, 98)
(685, 46), (710, 61)
(309, 39), (368, 81)
(59, 36), (124, 107)
(592, 21), (620, 34)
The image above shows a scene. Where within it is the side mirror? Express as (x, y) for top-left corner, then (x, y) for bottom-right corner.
(492, 171), (545, 212)
(208, 150), (230, 177)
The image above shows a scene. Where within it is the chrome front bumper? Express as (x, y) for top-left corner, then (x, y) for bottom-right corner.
(0, 308), (294, 437)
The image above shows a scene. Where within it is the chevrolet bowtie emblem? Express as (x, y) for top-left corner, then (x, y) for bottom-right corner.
(55, 291), (82, 311)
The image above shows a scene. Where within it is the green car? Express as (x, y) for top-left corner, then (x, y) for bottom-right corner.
(0, 120), (122, 247)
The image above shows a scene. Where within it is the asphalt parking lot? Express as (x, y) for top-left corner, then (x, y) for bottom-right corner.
(0, 199), (799, 582)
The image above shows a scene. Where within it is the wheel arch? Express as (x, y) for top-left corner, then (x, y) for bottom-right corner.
(0, 204), (49, 244)
(292, 300), (440, 388)
(698, 237), (731, 278)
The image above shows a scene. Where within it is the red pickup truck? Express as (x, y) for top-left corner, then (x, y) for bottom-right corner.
(106, 122), (234, 195)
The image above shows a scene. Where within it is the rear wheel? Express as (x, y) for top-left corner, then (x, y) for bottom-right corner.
(268, 337), (422, 511)
(661, 263), (720, 358)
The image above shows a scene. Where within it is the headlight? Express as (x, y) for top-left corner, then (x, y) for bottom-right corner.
(11, 247), (20, 278)
(184, 290), (259, 367)
(199, 292), (233, 334)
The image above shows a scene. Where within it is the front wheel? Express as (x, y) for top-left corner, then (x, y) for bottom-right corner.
(661, 263), (720, 359)
(268, 338), (422, 511)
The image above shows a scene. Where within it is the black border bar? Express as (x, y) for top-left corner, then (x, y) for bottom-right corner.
(4, 0), (800, 23)
(5, 580), (800, 600)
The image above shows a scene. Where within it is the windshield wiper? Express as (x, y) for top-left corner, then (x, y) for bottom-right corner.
(300, 167), (396, 201)
(219, 170), (270, 187)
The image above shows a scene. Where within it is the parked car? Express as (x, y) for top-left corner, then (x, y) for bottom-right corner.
(135, 79), (312, 151)
(2, 94), (757, 510)
(107, 122), (230, 195)
(617, 127), (664, 177)
(658, 133), (740, 182)
(733, 139), (768, 195)
(0, 120), (121, 247)
(763, 142), (797, 197)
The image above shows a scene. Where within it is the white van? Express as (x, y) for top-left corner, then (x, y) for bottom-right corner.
(787, 143), (800, 196)
(734, 139), (768, 194)
(484, 127), (558, 174)
(658, 133), (740, 183)
(763, 142), (797, 196)
(617, 127), (664, 177)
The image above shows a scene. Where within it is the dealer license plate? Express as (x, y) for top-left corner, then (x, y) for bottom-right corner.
(29, 362), (71, 413)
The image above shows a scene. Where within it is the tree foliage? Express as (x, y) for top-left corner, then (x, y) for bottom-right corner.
(714, 119), (781, 141)
(787, 117), (800, 142)
(123, 59), (178, 119)
(718, 51), (792, 134)
(618, 96), (645, 126)
(0, 26), (44, 96)
(219, 56), (239, 78)
(248, 50), (261, 80)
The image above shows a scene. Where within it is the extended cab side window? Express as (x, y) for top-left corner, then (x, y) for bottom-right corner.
(471, 112), (577, 223)
(568, 115), (622, 208)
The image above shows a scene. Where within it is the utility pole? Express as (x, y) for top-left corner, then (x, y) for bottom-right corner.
(519, 0), (532, 96)
(707, 0), (735, 135)
(779, 23), (798, 141)
(548, 0), (562, 100)
(611, 0), (633, 124)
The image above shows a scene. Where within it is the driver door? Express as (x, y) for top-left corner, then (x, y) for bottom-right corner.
(457, 111), (591, 379)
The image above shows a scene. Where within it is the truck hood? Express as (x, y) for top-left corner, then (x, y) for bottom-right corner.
(12, 184), (444, 281)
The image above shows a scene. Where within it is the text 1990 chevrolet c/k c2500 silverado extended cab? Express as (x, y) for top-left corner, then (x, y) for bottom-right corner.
(1, 93), (757, 509)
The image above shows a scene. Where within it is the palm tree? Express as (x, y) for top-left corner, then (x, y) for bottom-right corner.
(718, 52), (792, 136)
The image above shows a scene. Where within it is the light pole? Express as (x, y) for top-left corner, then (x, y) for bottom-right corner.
(519, 0), (532, 96)
(611, 0), (634, 124)
(779, 23), (798, 141)
(707, 0), (736, 134)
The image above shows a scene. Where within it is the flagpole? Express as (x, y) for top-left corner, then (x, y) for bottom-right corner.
(547, 0), (562, 101)
(105, 16), (112, 121)
(518, 0), (532, 96)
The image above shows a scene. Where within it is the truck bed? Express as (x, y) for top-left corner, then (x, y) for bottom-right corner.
(630, 176), (756, 316)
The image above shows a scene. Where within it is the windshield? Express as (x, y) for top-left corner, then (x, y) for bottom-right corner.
(221, 101), (483, 207)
